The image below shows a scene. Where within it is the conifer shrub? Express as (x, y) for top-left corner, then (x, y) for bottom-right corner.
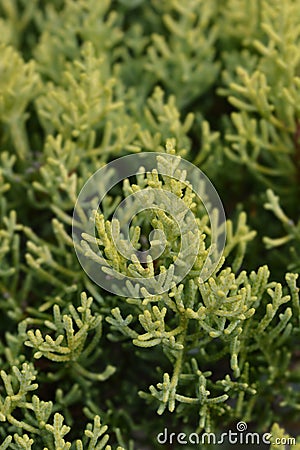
(0, 1), (299, 449)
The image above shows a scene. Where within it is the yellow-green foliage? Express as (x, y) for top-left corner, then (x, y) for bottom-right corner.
(0, 1), (299, 449)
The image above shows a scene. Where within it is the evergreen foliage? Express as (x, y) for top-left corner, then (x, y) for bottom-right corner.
(0, 0), (299, 448)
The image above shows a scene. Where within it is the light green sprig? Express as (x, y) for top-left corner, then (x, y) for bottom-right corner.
(25, 292), (115, 381)
(0, 45), (40, 159)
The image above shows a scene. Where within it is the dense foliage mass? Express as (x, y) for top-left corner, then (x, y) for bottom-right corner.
(0, 1), (299, 449)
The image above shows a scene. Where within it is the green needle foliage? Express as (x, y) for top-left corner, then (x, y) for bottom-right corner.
(0, 0), (300, 449)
